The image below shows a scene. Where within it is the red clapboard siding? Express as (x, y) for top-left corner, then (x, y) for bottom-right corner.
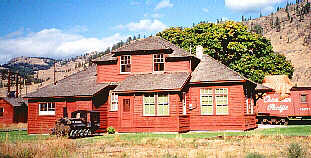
(107, 93), (183, 132)
(188, 84), (256, 131)
(96, 54), (191, 83)
(28, 99), (93, 134)
(0, 99), (14, 124)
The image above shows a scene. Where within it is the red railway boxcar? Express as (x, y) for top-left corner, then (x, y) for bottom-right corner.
(256, 76), (311, 125)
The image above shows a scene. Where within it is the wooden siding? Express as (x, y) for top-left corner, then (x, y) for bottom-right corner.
(97, 54), (191, 83)
(28, 99), (93, 134)
(188, 84), (257, 131)
(107, 93), (184, 132)
(0, 99), (14, 124)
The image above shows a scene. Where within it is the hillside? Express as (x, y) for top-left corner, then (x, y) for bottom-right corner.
(245, 0), (311, 86)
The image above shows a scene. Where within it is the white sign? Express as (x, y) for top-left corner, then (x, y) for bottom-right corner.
(267, 104), (288, 113)
(299, 108), (311, 111)
(264, 95), (291, 103)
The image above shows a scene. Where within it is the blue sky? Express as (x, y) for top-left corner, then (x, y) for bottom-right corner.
(0, 0), (293, 64)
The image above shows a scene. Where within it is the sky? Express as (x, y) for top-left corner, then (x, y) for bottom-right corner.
(0, 0), (294, 64)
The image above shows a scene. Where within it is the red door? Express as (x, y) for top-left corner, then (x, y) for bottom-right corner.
(120, 98), (132, 128)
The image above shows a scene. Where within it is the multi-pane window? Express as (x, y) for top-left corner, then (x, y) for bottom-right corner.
(110, 92), (118, 111)
(215, 88), (228, 115)
(143, 93), (169, 116)
(0, 108), (3, 117)
(143, 93), (155, 116)
(201, 89), (213, 115)
(153, 54), (164, 71)
(301, 94), (307, 103)
(157, 93), (169, 116)
(123, 99), (130, 112)
(39, 102), (55, 115)
(120, 55), (131, 73)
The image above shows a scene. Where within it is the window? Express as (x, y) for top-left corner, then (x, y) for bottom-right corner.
(201, 89), (213, 115)
(143, 93), (155, 116)
(183, 92), (187, 115)
(301, 94), (307, 103)
(143, 93), (169, 116)
(0, 108), (3, 117)
(39, 103), (55, 115)
(123, 99), (130, 112)
(120, 55), (131, 73)
(157, 93), (169, 116)
(153, 54), (164, 71)
(246, 98), (254, 114)
(110, 92), (118, 111)
(215, 88), (228, 115)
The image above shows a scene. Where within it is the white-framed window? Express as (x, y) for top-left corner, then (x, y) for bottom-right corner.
(110, 92), (118, 111)
(153, 54), (164, 71)
(201, 88), (213, 115)
(39, 102), (55, 115)
(143, 93), (170, 116)
(246, 98), (254, 115)
(143, 93), (155, 116)
(183, 92), (187, 115)
(157, 93), (169, 116)
(0, 107), (3, 117)
(120, 55), (131, 73)
(215, 88), (228, 115)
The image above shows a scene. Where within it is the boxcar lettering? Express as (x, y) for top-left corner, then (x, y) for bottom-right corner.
(264, 96), (291, 103)
(267, 104), (288, 113)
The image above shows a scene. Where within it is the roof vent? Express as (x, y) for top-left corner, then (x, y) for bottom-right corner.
(196, 45), (203, 59)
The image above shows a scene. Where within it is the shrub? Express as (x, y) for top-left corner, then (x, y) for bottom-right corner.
(107, 126), (115, 134)
(287, 143), (305, 158)
(245, 152), (265, 158)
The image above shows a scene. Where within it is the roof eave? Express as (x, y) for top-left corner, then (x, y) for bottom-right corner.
(113, 88), (183, 94)
(190, 80), (246, 84)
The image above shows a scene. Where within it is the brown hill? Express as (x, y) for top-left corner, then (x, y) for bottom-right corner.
(245, 0), (311, 86)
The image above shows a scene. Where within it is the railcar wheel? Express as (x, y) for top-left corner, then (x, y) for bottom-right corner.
(69, 130), (75, 138)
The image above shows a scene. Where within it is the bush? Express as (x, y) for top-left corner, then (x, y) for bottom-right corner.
(287, 143), (305, 158)
(245, 152), (265, 158)
(107, 126), (115, 134)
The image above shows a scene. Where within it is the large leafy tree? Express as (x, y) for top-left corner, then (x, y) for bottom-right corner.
(157, 21), (294, 83)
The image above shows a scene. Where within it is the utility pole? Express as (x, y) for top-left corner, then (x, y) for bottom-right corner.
(15, 73), (19, 98)
(7, 70), (11, 96)
(54, 61), (56, 85)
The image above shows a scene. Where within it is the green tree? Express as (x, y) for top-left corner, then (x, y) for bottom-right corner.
(157, 21), (294, 83)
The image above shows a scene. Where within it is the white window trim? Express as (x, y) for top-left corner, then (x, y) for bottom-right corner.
(215, 88), (229, 115)
(143, 93), (156, 116)
(157, 93), (170, 116)
(200, 88), (213, 115)
(153, 54), (165, 72)
(110, 92), (118, 111)
(39, 102), (55, 116)
(120, 55), (131, 74)
(183, 92), (187, 115)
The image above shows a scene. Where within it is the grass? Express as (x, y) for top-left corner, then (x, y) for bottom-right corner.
(0, 125), (311, 157)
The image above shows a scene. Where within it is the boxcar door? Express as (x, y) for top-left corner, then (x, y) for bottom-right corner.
(120, 98), (133, 128)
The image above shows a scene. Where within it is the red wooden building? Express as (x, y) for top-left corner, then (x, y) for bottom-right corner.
(25, 36), (257, 134)
(0, 97), (27, 125)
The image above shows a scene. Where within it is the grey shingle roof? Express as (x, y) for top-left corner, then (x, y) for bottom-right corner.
(25, 66), (110, 98)
(114, 72), (191, 92)
(2, 97), (26, 107)
(190, 54), (246, 82)
(93, 53), (117, 62)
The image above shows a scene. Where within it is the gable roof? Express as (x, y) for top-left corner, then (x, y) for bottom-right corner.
(190, 54), (246, 83)
(25, 66), (110, 98)
(114, 72), (190, 93)
(94, 36), (194, 63)
(2, 97), (26, 107)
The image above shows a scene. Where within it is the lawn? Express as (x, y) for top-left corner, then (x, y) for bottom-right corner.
(1, 125), (311, 158)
